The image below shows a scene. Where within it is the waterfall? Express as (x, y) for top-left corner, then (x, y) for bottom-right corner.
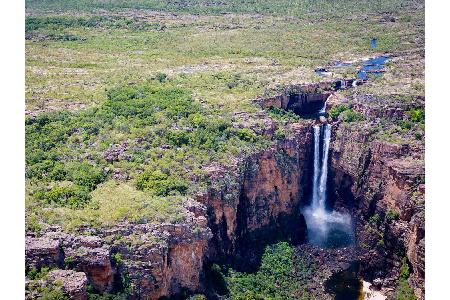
(318, 124), (331, 209)
(311, 125), (321, 208)
(303, 124), (353, 248)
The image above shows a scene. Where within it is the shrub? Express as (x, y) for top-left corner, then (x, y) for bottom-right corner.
(33, 185), (91, 209)
(394, 258), (416, 300)
(329, 104), (350, 119)
(407, 108), (425, 124)
(26, 267), (50, 280)
(386, 209), (400, 222)
(154, 72), (168, 83)
(340, 109), (365, 123)
(66, 162), (107, 191)
(369, 214), (382, 225)
(397, 120), (413, 130)
(112, 253), (123, 265)
(37, 287), (68, 300)
(274, 127), (286, 139)
(267, 106), (300, 121)
(136, 169), (189, 196)
(234, 128), (258, 142)
(414, 132), (423, 140)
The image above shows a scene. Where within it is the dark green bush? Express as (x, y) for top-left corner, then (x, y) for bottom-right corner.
(231, 128), (258, 142)
(267, 106), (300, 121)
(397, 120), (413, 130)
(329, 104), (350, 119)
(414, 132), (423, 140)
(37, 287), (68, 300)
(136, 169), (189, 196)
(66, 162), (106, 191)
(154, 72), (168, 83)
(26, 267), (50, 280)
(386, 209), (400, 222)
(33, 185), (91, 208)
(340, 109), (365, 123)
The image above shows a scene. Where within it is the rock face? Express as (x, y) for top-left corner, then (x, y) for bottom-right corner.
(47, 270), (88, 300)
(26, 237), (64, 269)
(197, 122), (312, 268)
(25, 202), (212, 299)
(109, 221), (211, 299)
(329, 122), (425, 299)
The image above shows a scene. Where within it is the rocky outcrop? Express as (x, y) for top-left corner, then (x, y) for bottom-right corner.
(108, 221), (211, 299)
(47, 270), (88, 300)
(26, 237), (64, 270)
(25, 200), (212, 299)
(329, 122), (425, 299)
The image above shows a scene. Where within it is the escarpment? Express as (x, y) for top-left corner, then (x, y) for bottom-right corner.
(26, 203), (212, 300)
(26, 93), (425, 299)
(329, 119), (425, 299)
(196, 122), (313, 268)
(25, 118), (316, 299)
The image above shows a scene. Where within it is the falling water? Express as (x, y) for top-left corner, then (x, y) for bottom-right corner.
(303, 124), (353, 248)
(318, 124), (331, 208)
(311, 125), (321, 207)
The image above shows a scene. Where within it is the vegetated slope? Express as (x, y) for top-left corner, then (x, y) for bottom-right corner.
(26, 81), (271, 231)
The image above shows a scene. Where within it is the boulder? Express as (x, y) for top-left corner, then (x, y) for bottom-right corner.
(47, 270), (88, 300)
(26, 237), (63, 269)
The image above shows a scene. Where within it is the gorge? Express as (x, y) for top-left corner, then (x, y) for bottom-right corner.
(25, 83), (425, 300)
(23, 1), (425, 298)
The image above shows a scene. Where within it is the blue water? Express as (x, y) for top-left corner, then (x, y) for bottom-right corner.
(357, 55), (390, 80)
(371, 38), (377, 49)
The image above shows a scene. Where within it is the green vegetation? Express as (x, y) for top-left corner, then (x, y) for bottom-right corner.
(407, 108), (425, 124)
(26, 0), (422, 20)
(268, 106), (301, 122)
(340, 109), (365, 123)
(33, 185), (91, 209)
(394, 258), (417, 300)
(36, 287), (68, 300)
(386, 209), (400, 222)
(329, 104), (364, 122)
(26, 267), (51, 280)
(26, 81), (270, 230)
(224, 242), (313, 299)
(26, 16), (161, 32)
(87, 284), (127, 300)
(329, 104), (350, 119)
(25, 0), (424, 113)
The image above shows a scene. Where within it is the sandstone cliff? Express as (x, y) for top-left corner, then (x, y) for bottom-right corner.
(330, 120), (425, 299)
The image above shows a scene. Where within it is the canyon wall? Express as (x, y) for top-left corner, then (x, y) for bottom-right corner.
(196, 122), (313, 269)
(330, 122), (425, 299)
(26, 102), (425, 299)
(26, 121), (314, 299)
